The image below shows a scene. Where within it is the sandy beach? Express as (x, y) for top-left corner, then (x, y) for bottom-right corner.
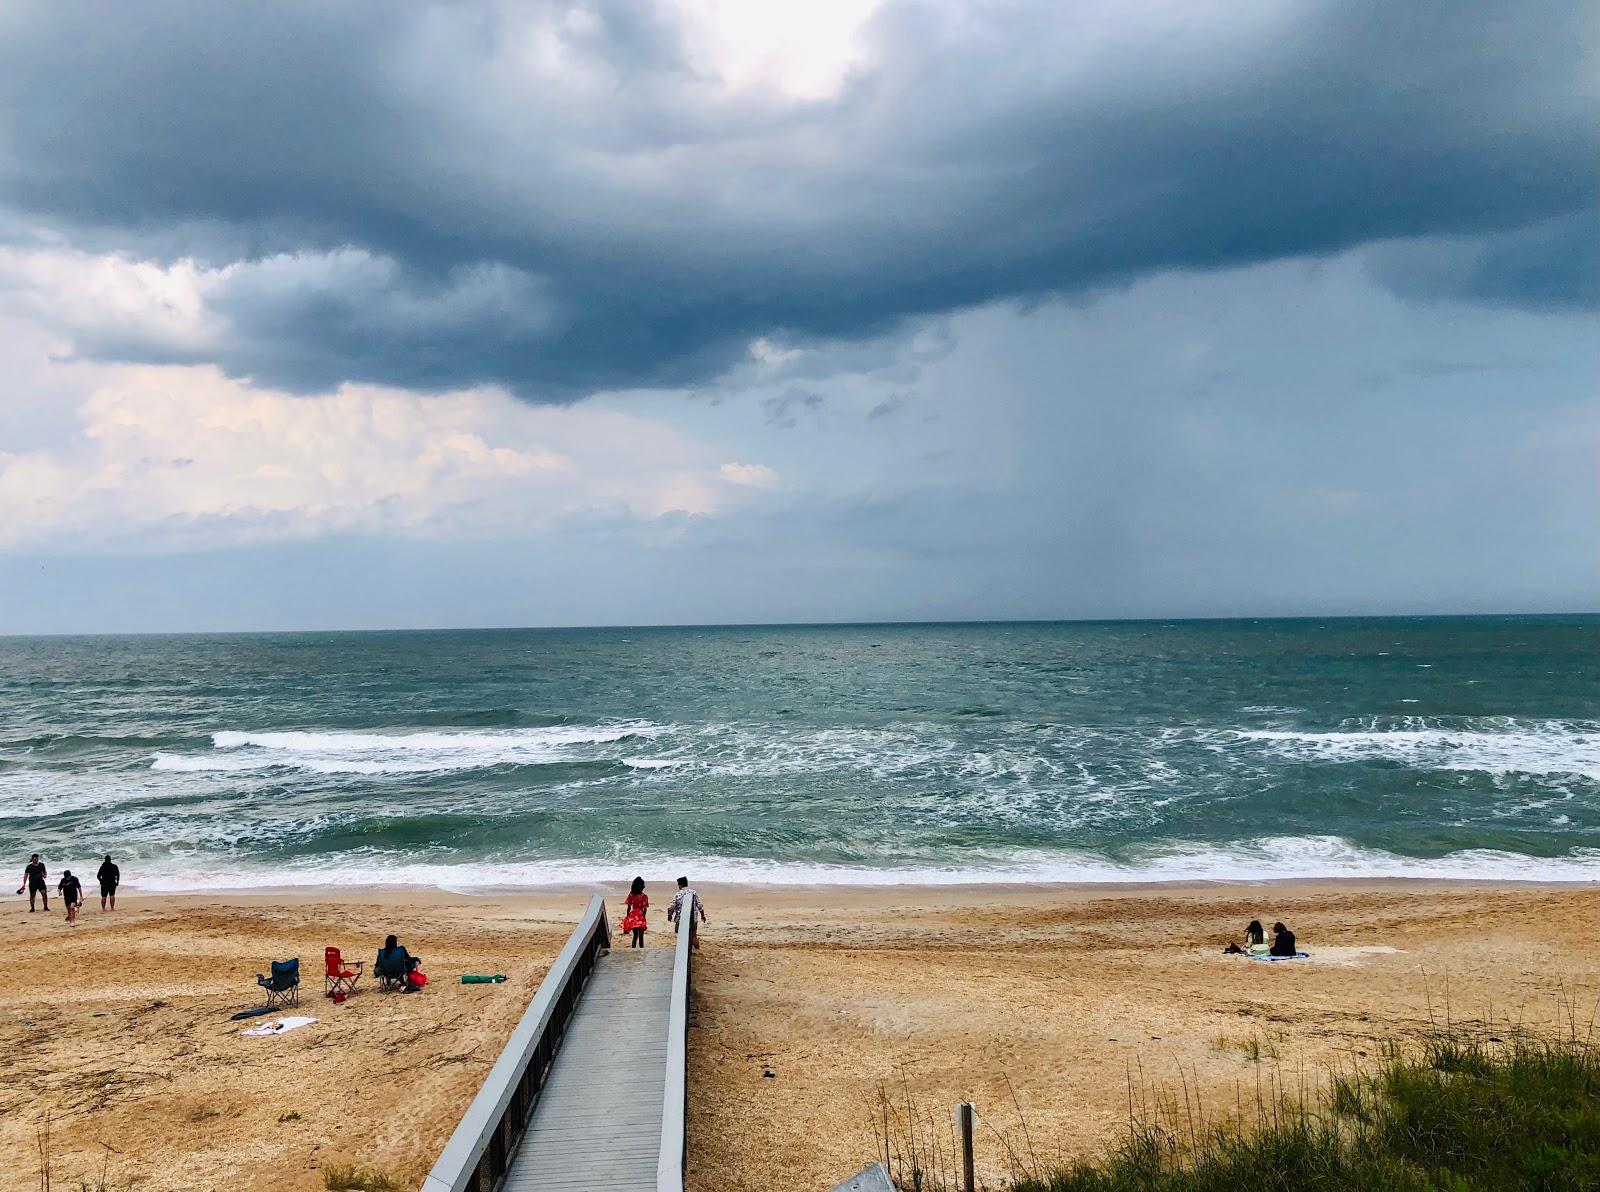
(1, 880), (1595, 1191)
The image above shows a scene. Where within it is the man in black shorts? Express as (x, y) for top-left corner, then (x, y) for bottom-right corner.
(97, 854), (120, 911)
(58, 869), (83, 924)
(18, 854), (48, 912)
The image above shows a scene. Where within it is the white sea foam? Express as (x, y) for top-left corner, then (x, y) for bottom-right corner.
(1236, 720), (1600, 780)
(213, 724), (659, 752)
(151, 722), (668, 774)
(124, 835), (1600, 892)
(153, 752), (280, 773)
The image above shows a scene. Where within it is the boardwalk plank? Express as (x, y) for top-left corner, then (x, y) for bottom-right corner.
(502, 947), (676, 1191)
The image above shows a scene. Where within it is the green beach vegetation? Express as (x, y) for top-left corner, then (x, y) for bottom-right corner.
(320, 1165), (400, 1192)
(880, 1029), (1600, 1192)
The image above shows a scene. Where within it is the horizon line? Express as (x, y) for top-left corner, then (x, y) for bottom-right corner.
(3, 609), (1596, 640)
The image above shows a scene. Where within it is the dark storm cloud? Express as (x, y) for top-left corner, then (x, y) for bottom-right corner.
(1365, 212), (1600, 310)
(0, 0), (1594, 398)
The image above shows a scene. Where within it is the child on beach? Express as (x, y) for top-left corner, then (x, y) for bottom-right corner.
(620, 876), (649, 947)
(58, 869), (83, 923)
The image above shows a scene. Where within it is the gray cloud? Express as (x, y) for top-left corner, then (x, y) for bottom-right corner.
(1365, 212), (1600, 310)
(761, 390), (825, 429)
(0, 0), (1594, 398)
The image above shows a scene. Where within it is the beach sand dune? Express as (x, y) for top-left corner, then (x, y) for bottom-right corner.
(0, 882), (1594, 1190)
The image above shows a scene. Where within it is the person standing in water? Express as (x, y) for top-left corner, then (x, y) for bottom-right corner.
(620, 876), (649, 947)
(97, 855), (120, 911)
(666, 875), (707, 949)
(58, 869), (83, 924)
(18, 854), (48, 912)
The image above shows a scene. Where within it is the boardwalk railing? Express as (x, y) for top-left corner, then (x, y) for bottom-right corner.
(422, 895), (611, 1192)
(656, 891), (697, 1192)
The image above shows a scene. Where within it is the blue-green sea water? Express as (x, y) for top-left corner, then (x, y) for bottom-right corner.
(1, 617), (1596, 889)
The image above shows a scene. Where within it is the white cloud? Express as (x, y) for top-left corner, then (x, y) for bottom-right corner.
(0, 244), (224, 355)
(747, 337), (802, 368)
(718, 461), (779, 488)
(0, 365), (738, 551)
(677, 0), (881, 100)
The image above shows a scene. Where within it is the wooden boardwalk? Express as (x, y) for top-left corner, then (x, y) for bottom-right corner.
(501, 946), (676, 1191)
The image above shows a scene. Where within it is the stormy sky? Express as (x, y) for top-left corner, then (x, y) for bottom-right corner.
(0, 0), (1595, 632)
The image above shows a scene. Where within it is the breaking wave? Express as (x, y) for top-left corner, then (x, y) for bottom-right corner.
(127, 835), (1600, 892)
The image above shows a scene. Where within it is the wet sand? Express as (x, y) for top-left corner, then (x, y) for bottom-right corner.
(1, 881), (1594, 1190)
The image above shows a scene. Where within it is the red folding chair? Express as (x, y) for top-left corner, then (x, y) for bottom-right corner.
(324, 946), (364, 998)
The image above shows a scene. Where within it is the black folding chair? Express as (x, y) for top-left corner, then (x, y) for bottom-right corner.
(374, 950), (420, 992)
(255, 957), (300, 1009)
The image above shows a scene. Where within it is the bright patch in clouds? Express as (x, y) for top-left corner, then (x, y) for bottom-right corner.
(0, 245), (222, 354)
(719, 461), (779, 488)
(679, 0), (880, 99)
(0, 367), (738, 551)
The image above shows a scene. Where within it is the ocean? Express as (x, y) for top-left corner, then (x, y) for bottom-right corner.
(0, 617), (1596, 890)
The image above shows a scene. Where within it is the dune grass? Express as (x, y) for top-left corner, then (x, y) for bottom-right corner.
(320, 1165), (401, 1192)
(1012, 1032), (1600, 1192)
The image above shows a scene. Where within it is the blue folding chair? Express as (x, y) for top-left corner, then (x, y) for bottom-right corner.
(255, 958), (300, 1009)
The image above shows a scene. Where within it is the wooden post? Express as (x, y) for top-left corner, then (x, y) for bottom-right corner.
(955, 1102), (975, 1192)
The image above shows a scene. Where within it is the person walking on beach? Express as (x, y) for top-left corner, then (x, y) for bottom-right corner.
(18, 854), (48, 912)
(58, 869), (83, 924)
(620, 876), (649, 948)
(97, 854), (120, 911)
(666, 875), (706, 950)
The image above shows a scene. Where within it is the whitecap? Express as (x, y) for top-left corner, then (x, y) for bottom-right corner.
(121, 835), (1600, 892)
(1234, 719), (1600, 781)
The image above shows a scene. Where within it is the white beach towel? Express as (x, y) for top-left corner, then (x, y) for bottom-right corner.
(1250, 951), (1310, 962)
(241, 1015), (317, 1036)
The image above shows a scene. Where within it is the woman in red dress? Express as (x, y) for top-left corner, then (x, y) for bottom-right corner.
(620, 876), (648, 947)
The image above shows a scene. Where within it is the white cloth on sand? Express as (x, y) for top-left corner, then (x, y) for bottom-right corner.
(241, 1015), (317, 1036)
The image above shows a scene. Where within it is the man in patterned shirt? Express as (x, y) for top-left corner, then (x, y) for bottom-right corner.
(666, 876), (707, 949)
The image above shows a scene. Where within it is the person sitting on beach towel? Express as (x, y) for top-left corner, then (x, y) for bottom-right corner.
(1270, 921), (1297, 957)
(620, 876), (649, 948)
(1225, 919), (1269, 954)
(57, 869), (83, 924)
